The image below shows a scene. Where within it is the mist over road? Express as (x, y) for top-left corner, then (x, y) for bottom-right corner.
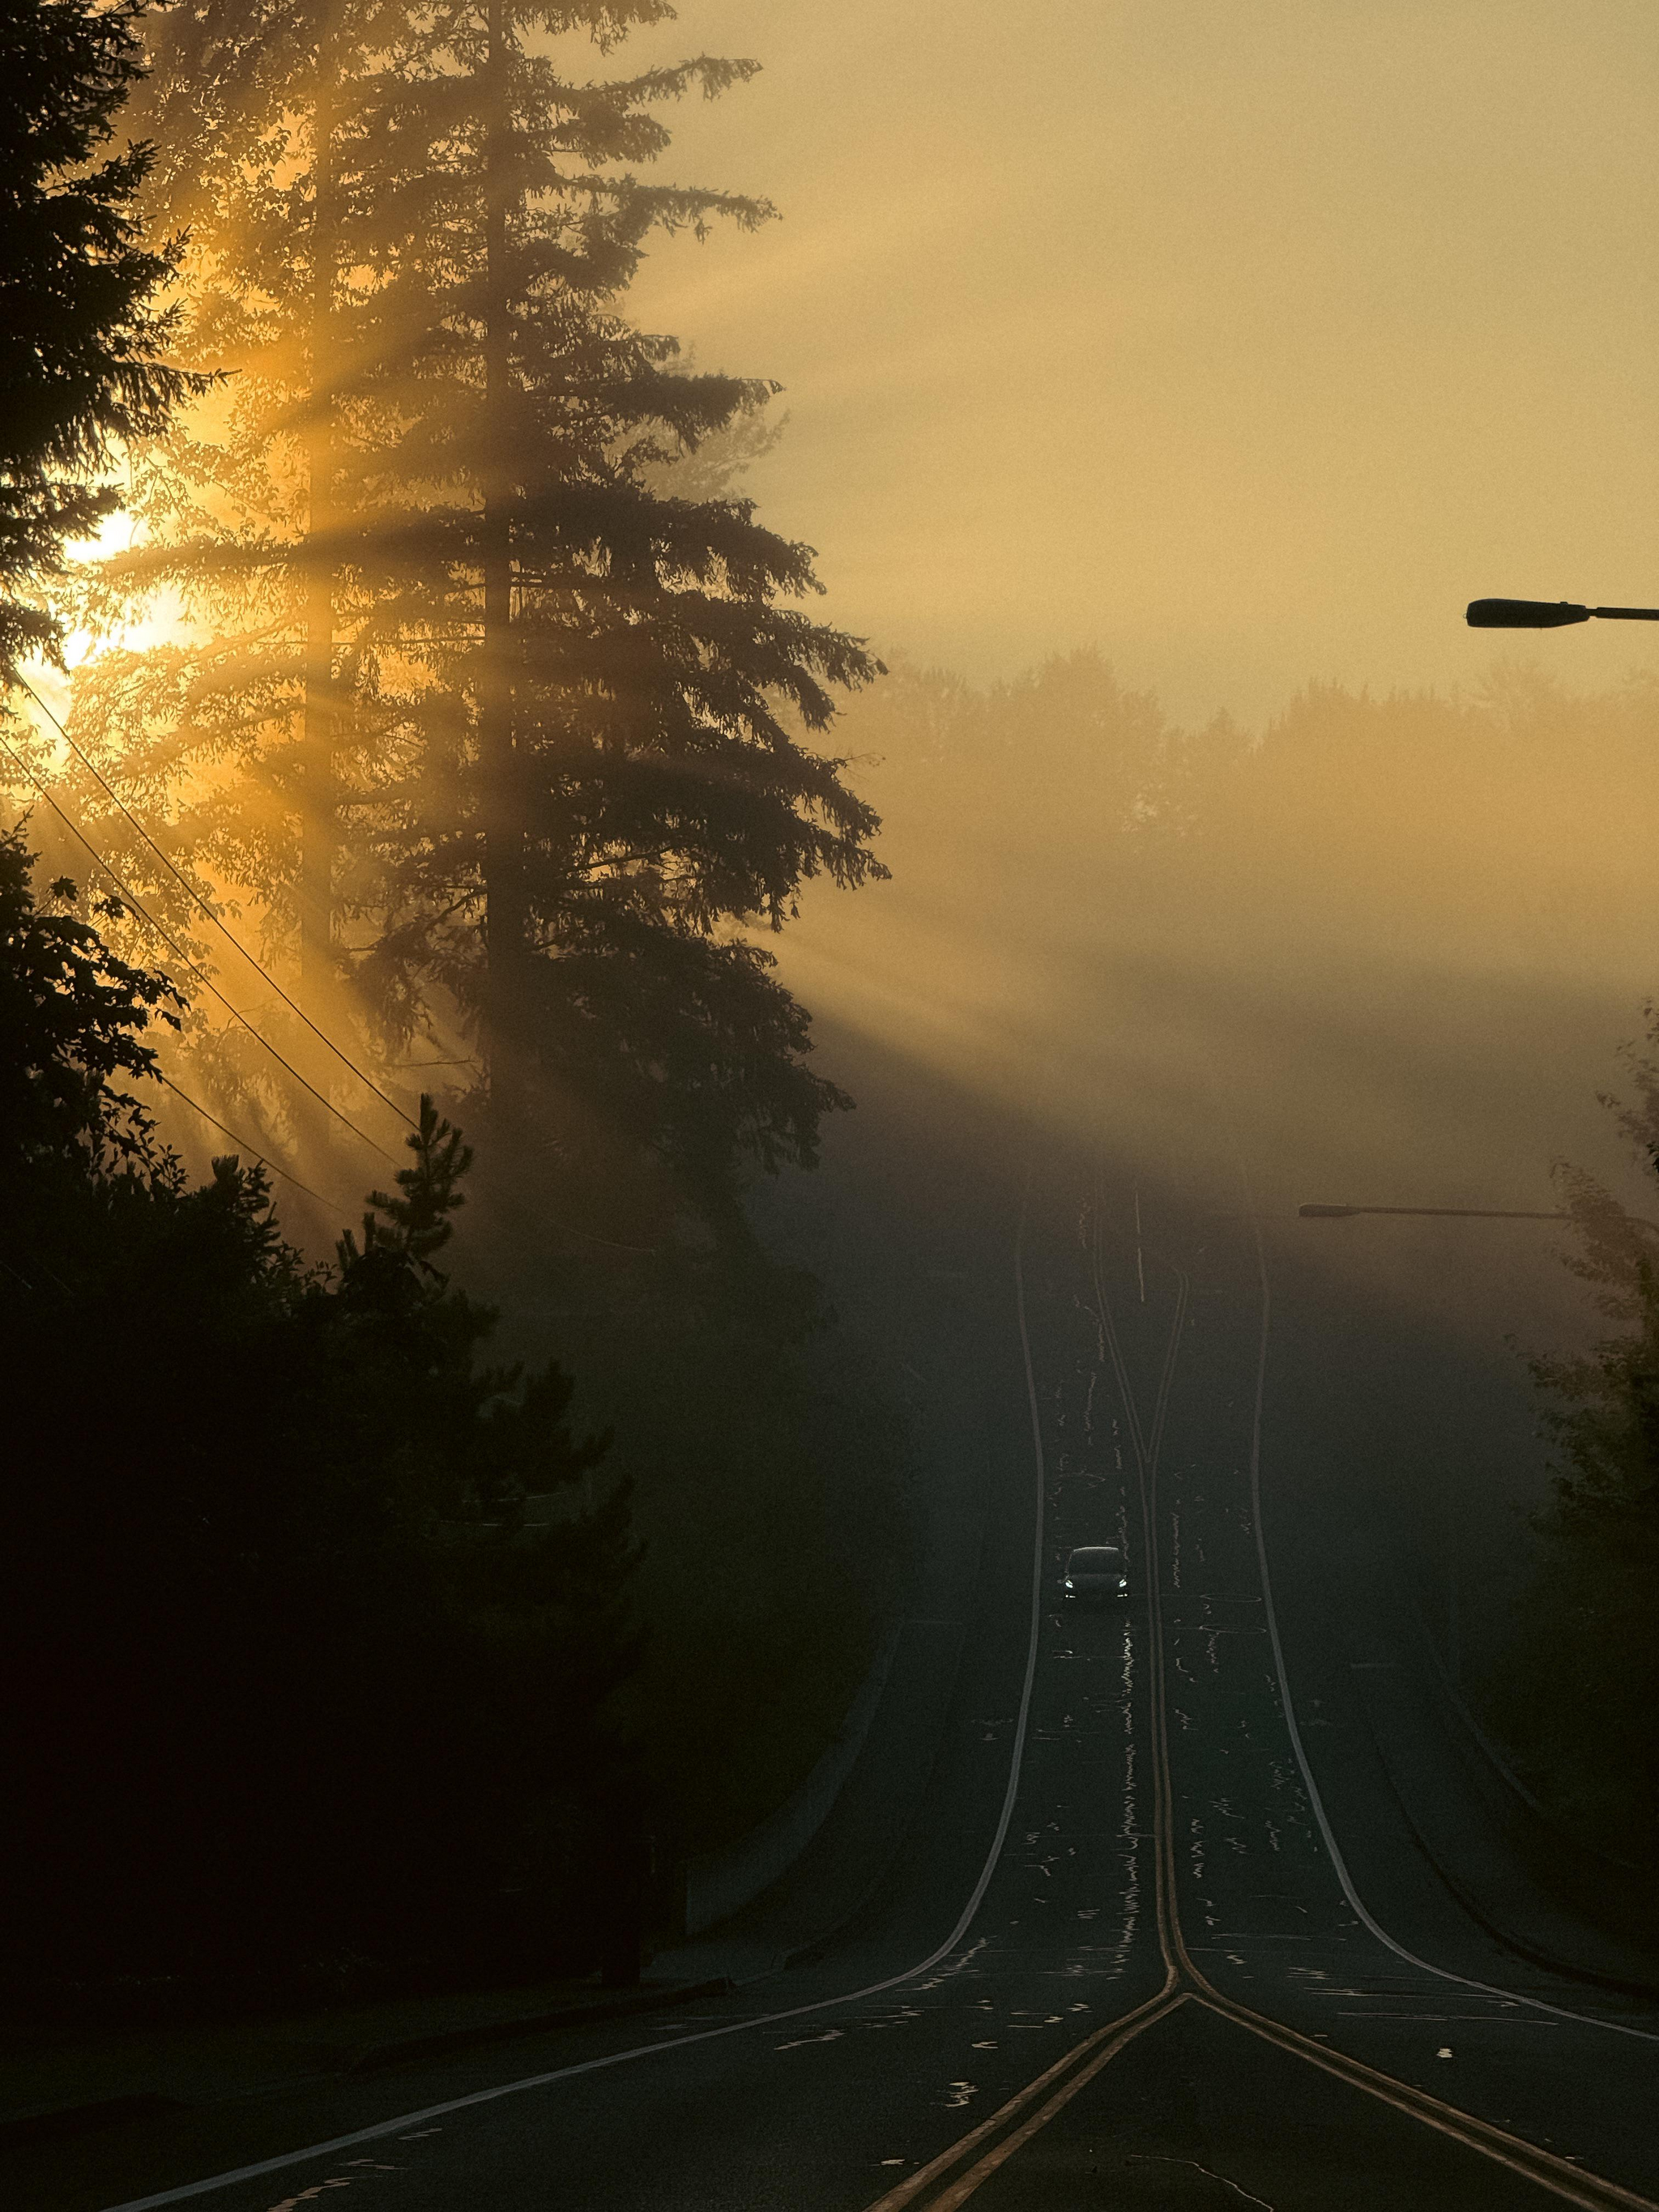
(30, 1154), (1659, 2212)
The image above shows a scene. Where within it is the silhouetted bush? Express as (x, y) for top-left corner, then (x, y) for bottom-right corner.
(1489, 1042), (1659, 1867)
(0, 831), (638, 1998)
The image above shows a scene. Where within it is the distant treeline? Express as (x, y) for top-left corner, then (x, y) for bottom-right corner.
(836, 648), (1659, 984)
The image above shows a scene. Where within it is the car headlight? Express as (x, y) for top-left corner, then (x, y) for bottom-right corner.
(1118, 1578), (1128, 1588)
(1063, 1578), (1074, 1589)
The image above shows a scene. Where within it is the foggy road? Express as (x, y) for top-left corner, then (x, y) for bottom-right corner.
(12, 6), (1659, 2207)
(28, 1163), (1659, 2212)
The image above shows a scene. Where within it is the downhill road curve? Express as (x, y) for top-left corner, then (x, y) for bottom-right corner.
(28, 1157), (1659, 2212)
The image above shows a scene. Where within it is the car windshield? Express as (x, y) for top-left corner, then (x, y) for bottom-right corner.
(1068, 1549), (1123, 1570)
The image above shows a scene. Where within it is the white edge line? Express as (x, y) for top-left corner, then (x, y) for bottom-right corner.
(1242, 1206), (1659, 2047)
(99, 1180), (1055, 2210)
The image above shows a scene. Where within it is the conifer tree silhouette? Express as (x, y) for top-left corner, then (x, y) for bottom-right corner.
(0, 0), (204, 672)
(68, 2), (885, 1232)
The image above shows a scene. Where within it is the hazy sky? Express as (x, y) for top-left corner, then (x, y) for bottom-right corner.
(625, 1), (1659, 728)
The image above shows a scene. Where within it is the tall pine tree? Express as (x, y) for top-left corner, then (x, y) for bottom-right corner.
(66, 2), (885, 1235)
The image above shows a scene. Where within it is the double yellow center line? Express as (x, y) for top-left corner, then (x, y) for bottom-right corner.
(861, 1985), (1185, 2212)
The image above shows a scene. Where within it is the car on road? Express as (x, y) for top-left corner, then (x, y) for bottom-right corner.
(1062, 1544), (1128, 1602)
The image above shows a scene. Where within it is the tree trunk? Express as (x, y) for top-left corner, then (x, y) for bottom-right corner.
(480, 0), (526, 1120)
(300, 8), (338, 1004)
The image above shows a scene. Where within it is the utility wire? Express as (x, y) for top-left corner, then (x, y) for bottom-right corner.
(2, 711), (656, 1264)
(11, 669), (416, 1129)
(0, 727), (402, 1169)
(158, 1074), (351, 1218)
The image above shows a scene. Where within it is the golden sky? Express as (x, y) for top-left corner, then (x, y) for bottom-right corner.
(629, 1), (1659, 727)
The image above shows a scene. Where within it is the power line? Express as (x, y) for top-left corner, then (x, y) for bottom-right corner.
(2, 719), (659, 1266)
(158, 1074), (352, 1218)
(0, 726), (402, 1168)
(0, 727), (400, 1168)
(11, 669), (416, 1129)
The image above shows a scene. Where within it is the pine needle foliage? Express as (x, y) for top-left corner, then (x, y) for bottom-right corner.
(0, 0), (206, 671)
(0, 824), (181, 1178)
(66, 0), (885, 1229)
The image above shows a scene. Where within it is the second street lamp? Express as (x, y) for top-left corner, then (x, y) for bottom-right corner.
(1466, 597), (1659, 628)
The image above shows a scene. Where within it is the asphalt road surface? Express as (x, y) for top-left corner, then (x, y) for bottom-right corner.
(28, 1158), (1659, 2212)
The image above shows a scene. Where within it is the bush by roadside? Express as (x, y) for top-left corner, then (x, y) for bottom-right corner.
(0, 830), (641, 2008)
(1486, 1017), (1659, 1869)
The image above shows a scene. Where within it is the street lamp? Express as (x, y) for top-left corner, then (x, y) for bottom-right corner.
(1466, 597), (1659, 629)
